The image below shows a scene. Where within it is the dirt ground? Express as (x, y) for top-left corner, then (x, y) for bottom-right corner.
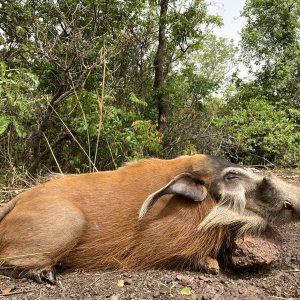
(0, 171), (299, 300)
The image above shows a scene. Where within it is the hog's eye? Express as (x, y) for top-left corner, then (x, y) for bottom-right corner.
(225, 172), (240, 181)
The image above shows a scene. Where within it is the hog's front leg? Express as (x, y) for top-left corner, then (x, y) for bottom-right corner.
(203, 256), (220, 275)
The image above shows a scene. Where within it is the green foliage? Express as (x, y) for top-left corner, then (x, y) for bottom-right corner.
(0, 62), (39, 138)
(220, 0), (300, 167)
(1, 0), (300, 178)
(100, 105), (161, 162)
(0, 116), (10, 136)
(57, 92), (161, 171)
(241, 0), (300, 103)
(129, 93), (148, 108)
(215, 98), (300, 166)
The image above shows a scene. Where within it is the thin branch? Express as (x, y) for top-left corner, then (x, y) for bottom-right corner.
(0, 288), (41, 297)
(68, 71), (93, 173)
(42, 133), (64, 175)
(94, 49), (106, 168)
(105, 137), (117, 169)
(50, 104), (98, 172)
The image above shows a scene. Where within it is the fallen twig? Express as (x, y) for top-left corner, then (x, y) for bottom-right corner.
(270, 297), (300, 300)
(89, 270), (117, 287)
(0, 288), (40, 297)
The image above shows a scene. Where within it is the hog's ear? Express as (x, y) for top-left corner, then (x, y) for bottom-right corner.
(138, 173), (207, 219)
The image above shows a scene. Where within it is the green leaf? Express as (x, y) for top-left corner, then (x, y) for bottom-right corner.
(129, 92), (148, 107)
(16, 26), (26, 36)
(12, 118), (26, 138)
(180, 287), (192, 296)
(0, 116), (10, 135)
(0, 62), (6, 77)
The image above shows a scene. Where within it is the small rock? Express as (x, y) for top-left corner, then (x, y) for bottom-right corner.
(109, 295), (121, 300)
(124, 278), (133, 285)
(199, 275), (212, 283)
(176, 274), (191, 285)
(291, 255), (297, 262)
(262, 282), (268, 289)
(46, 283), (56, 289)
(274, 286), (281, 296)
(231, 234), (281, 268)
(153, 290), (161, 298)
(1, 287), (15, 295)
(146, 280), (152, 288)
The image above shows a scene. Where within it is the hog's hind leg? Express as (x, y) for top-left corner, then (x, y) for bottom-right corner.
(0, 196), (86, 283)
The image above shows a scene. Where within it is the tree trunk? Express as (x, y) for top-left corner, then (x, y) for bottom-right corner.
(153, 0), (169, 132)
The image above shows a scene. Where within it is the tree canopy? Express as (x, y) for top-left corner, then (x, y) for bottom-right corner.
(0, 0), (300, 183)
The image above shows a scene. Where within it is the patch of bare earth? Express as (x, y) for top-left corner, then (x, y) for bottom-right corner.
(0, 172), (299, 300)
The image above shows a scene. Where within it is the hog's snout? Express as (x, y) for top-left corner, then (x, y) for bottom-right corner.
(256, 175), (300, 224)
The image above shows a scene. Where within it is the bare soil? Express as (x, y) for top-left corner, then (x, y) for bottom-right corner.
(0, 171), (299, 300)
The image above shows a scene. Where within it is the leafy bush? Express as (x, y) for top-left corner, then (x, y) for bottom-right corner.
(215, 98), (300, 167)
(57, 92), (161, 171)
(0, 62), (39, 138)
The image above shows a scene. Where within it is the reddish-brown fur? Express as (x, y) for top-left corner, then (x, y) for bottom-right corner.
(0, 155), (228, 276)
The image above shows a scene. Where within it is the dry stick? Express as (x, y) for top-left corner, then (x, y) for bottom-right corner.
(89, 270), (117, 287)
(0, 288), (41, 297)
(270, 297), (300, 300)
(93, 88), (102, 168)
(57, 280), (65, 298)
(6, 128), (12, 172)
(38, 288), (43, 300)
(155, 280), (175, 297)
(68, 71), (93, 173)
(49, 104), (98, 172)
(105, 138), (117, 169)
(0, 188), (27, 195)
(42, 133), (64, 175)
(94, 49), (106, 168)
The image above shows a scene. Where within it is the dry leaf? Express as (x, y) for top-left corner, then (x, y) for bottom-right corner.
(1, 287), (15, 294)
(117, 279), (124, 287)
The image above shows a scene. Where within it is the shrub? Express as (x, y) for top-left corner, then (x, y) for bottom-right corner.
(215, 98), (300, 167)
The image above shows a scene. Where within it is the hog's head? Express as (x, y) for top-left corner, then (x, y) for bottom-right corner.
(139, 155), (300, 236)
(197, 166), (300, 235)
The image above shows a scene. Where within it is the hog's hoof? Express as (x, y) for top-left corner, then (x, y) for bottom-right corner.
(30, 269), (57, 285)
(41, 269), (56, 285)
(203, 256), (219, 275)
